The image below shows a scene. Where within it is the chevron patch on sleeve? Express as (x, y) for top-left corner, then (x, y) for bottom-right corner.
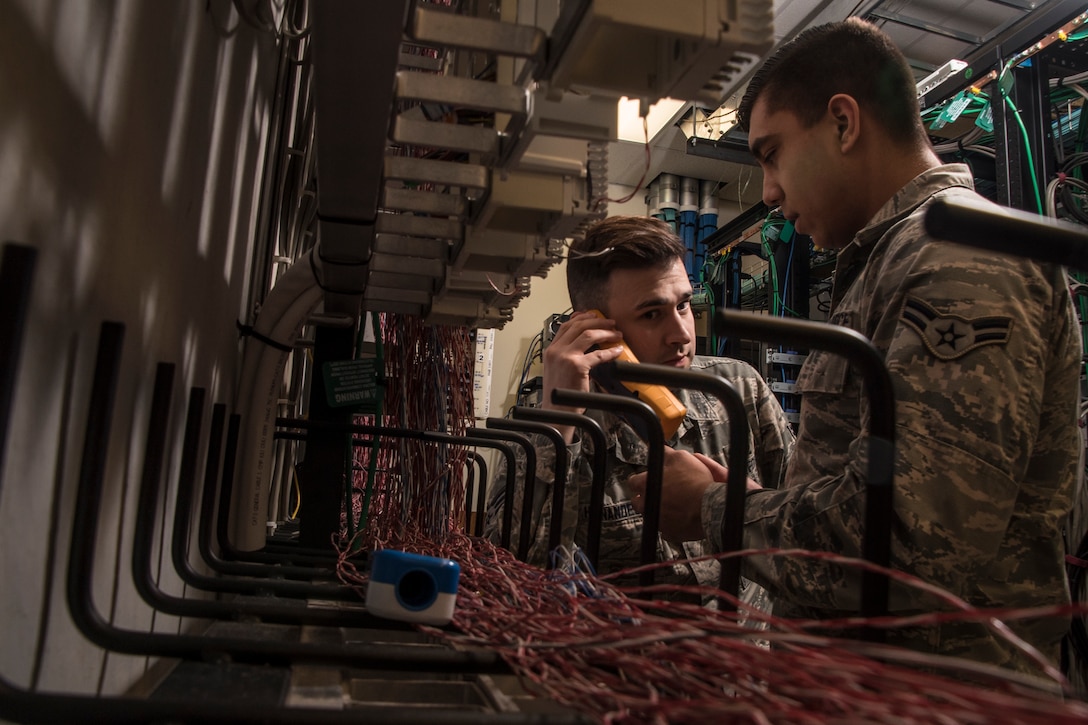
(900, 296), (1013, 361)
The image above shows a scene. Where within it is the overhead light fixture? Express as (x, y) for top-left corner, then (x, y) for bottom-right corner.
(616, 96), (686, 143)
(676, 104), (737, 141)
(679, 103), (754, 165)
(916, 59), (968, 99)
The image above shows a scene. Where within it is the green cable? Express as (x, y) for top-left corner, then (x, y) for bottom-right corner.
(760, 224), (807, 318)
(1003, 92), (1045, 213)
(999, 64), (1045, 214)
(760, 219), (783, 316)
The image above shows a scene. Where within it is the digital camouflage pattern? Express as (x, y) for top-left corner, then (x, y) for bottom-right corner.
(703, 164), (1082, 673)
(485, 355), (794, 613)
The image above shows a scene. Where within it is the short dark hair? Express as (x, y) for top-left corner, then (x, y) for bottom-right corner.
(566, 216), (686, 312)
(737, 18), (927, 146)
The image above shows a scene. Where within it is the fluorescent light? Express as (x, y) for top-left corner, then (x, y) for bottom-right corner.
(676, 105), (737, 140)
(616, 96), (686, 143)
(917, 59), (968, 98)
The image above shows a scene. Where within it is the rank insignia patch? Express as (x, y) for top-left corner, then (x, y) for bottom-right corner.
(900, 296), (1012, 361)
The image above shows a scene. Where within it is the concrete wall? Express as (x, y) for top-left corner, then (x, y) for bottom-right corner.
(0, 0), (754, 700)
(0, 0), (278, 696)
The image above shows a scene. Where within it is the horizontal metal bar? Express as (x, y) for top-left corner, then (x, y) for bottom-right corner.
(392, 116), (498, 155)
(370, 253), (446, 278)
(367, 269), (438, 291)
(867, 9), (981, 44)
(362, 299), (426, 316)
(925, 196), (1088, 272)
(307, 313), (356, 328)
(984, 0), (1034, 10)
(382, 186), (468, 217)
(374, 233), (451, 259)
(363, 285), (433, 305)
(384, 156), (489, 190)
(410, 6), (545, 58)
(0, 676), (592, 725)
(375, 212), (463, 241)
(395, 71), (528, 115)
(398, 50), (444, 72)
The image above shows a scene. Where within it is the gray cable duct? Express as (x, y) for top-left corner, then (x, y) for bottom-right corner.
(230, 248), (324, 551)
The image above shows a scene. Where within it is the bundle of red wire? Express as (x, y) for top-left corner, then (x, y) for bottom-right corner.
(336, 314), (1088, 723)
(338, 531), (1088, 724)
(348, 314), (473, 540)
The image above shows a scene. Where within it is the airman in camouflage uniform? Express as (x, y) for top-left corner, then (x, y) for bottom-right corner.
(485, 354), (794, 607)
(629, 19), (1082, 675)
(705, 165), (1080, 670)
(483, 215), (795, 615)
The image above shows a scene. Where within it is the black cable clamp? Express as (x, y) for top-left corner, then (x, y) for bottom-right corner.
(236, 320), (293, 352)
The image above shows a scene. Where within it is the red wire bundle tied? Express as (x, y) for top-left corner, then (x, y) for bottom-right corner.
(334, 314), (1088, 722)
(337, 534), (1088, 725)
(348, 314), (474, 543)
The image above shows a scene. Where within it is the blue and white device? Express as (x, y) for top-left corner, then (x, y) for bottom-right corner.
(365, 550), (461, 626)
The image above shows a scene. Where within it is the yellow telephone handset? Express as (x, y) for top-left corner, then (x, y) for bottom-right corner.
(586, 310), (687, 439)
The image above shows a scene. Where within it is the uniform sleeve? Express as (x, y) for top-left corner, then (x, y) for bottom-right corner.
(701, 358), (794, 489)
(705, 242), (1078, 614)
(482, 432), (586, 568)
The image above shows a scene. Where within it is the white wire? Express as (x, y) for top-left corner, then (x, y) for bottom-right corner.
(963, 144), (995, 157)
(1069, 84), (1088, 103)
(230, 248), (324, 550)
(1047, 177), (1061, 218)
(1051, 71), (1088, 88)
(931, 126), (986, 155)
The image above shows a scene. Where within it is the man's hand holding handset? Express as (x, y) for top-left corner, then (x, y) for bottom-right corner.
(626, 448), (763, 542)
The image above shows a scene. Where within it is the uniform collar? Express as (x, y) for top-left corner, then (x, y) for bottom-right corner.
(842, 163), (975, 259)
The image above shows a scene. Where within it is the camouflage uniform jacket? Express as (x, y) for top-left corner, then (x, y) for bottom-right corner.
(486, 355), (794, 605)
(703, 164), (1082, 672)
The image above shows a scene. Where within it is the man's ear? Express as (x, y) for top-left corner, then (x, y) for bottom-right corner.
(827, 94), (861, 152)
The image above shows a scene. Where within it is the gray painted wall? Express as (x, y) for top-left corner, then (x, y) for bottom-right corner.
(0, 0), (278, 697)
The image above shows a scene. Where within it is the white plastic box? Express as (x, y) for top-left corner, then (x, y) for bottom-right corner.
(366, 550), (461, 626)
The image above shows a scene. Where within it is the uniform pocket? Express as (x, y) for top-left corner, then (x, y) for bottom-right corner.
(796, 350), (850, 394)
(796, 311), (854, 395)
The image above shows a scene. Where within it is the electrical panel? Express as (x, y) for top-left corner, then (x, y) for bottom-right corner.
(293, 0), (774, 331)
